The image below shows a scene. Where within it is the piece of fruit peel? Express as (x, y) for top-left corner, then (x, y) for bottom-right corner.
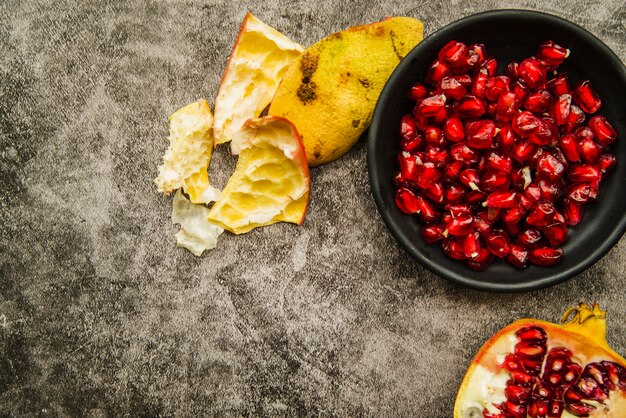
(172, 190), (223, 256)
(208, 116), (310, 234)
(213, 12), (304, 145)
(155, 100), (221, 204)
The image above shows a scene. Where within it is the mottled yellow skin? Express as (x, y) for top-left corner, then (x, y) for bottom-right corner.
(268, 17), (423, 166)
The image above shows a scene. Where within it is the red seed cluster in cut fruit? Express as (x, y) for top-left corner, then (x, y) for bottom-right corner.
(394, 39), (619, 271)
(482, 325), (626, 418)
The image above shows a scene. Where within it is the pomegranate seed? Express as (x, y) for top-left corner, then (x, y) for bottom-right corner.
(447, 204), (471, 217)
(443, 115), (465, 142)
(441, 238), (467, 260)
(393, 171), (411, 189)
(414, 162), (442, 189)
(566, 403), (597, 416)
(563, 198), (584, 226)
(423, 182), (444, 203)
(485, 76), (510, 101)
(543, 222), (568, 245)
(438, 40), (468, 67)
(527, 200), (556, 227)
(511, 80), (529, 103)
(529, 246), (563, 266)
(597, 153), (616, 174)
(417, 94), (447, 117)
(486, 229), (511, 258)
(559, 133), (580, 162)
(536, 152), (566, 181)
(471, 68), (488, 98)
(505, 385), (531, 403)
(548, 72), (570, 96)
(578, 136), (601, 164)
(461, 230), (481, 258)
(445, 213), (474, 236)
(469, 44), (487, 63)
(481, 170), (510, 192)
(456, 95), (486, 118)
(517, 229), (542, 248)
(438, 76), (467, 100)
(506, 61), (519, 79)
(398, 151), (420, 180)
(573, 80), (602, 113)
(483, 190), (517, 208)
(445, 183), (466, 203)
(536, 40), (569, 68)
(588, 115), (617, 146)
(523, 89), (552, 113)
(502, 401), (527, 418)
(407, 83), (428, 101)
(459, 168), (481, 190)
(400, 115), (418, 141)
(466, 119), (496, 149)
(513, 140), (536, 163)
(518, 58), (547, 89)
(395, 187), (420, 214)
(512, 111), (540, 138)
(529, 118), (557, 146)
(495, 91), (518, 121)
(400, 134), (423, 152)
(588, 181), (600, 201)
(467, 247), (494, 271)
(466, 190), (486, 205)
(425, 145), (450, 167)
(566, 183), (590, 203)
(537, 178), (563, 202)
(498, 124), (517, 154)
(443, 160), (464, 181)
(481, 57), (498, 77)
(425, 60), (450, 85)
(565, 104), (586, 132)
(569, 164), (601, 182)
(473, 212), (493, 236)
(451, 74), (472, 88)
(450, 143), (479, 165)
(553, 94), (572, 125)
(421, 223), (447, 243)
(508, 244), (530, 269)
(415, 194), (440, 222)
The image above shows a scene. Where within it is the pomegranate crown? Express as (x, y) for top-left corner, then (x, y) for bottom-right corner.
(560, 302), (607, 342)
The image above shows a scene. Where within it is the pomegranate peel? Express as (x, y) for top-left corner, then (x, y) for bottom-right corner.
(455, 303), (626, 418)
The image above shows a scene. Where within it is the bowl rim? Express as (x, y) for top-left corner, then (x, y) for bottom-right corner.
(367, 9), (626, 292)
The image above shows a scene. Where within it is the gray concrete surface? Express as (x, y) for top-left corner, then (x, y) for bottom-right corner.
(1, 0), (625, 416)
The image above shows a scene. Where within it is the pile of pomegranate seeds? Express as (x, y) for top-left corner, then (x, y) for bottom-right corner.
(394, 40), (618, 271)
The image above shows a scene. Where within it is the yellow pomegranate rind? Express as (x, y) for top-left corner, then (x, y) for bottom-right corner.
(171, 190), (223, 256)
(268, 16), (423, 166)
(213, 12), (304, 145)
(207, 116), (310, 234)
(155, 100), (220, 204)
(454, 303), (626, 418)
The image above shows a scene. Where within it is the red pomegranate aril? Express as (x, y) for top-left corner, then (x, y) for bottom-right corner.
(441, 238), (467, 260)
(495, 91), (519, 121)
(438, 76), (467, 100)
(407, 83), (428, 101)
(569, 164), (601, 183)
(536, 152), (566, 181)
(559, 133), (580, 162)
(588, 115), (617, 146)
(536, 40), (569, 68)
(498, 124), (517, 154)
(566, 402), (597, 416)
(553, 94), (572, 125)
(519, 57), (547, 89)
(393, 171), (411, 189)
(504, 222), (522, 238)
(451, 74), (473, 88)
(565, 104), (586, 132)
(486, 229), (511, 258)
(443, 115), (466, 142)
(481, 170), (510, 192)
(597, 153), (616, 174)
(505, 385), (531, 403)
(445, 213), (474, 236)
(399, 151), (420, 180)
(466, 190), (486, 205)
(443, 161), (464, 181)
(485, 76), (510, 101)
(566, 183), (590, 204)
(456, 95), (487, 118)
(505, 61), (519, 79)
(415, 194), (440, 222)
(425, 59), (451, 85)
(512, 111), (541, 138)
(588, 181), (600, 201)
(424, 182), (445, 204)
(466, 119), (496, 149)
(517, 228), (542, 248)
(527, 200), (556, 227)
(424, 125), (445, 146)
(447, 204), (471, 217)
(400, 134), (423, 152)
(481, 57), (498, 77)
(467, 247), (494, 271)
(483, 191), (517, 208)
(459, 168), (480, 190)
(508, 244), (530, 269)
(563, 198), (584, 226)
(537, 178), (563, 202)
(451, 143), (479, 165)
(400, 115), (417, 142)
(543, 222), (569, 246)
(578, 136), (601, 164)
(430, 105), (449, 124)
(512, 80), (529, 103)
(438, 40), (468, 67)
(461, 231), (482, 259)
(471, 68), (489, 98)
(513, 140), (537, 163)
(474, 212), (493, 236)
(530, 246), (564, 266)
(421, 223), (447, 243)
(529, 119), (557, 146)
(417, 94), (447, 117)
(415, 162), (442, 189)
(503, 202), (526, 225)
(548, 72), (570, 96)
(395, 187), (420, 214)
(445, 183), (466, 203)
(524, 89), (552, 114)
(425, 145), (450, 167)
(573, 80), (602, 113)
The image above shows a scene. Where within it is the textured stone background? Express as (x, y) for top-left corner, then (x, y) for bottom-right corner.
(1, 0), (625, 416)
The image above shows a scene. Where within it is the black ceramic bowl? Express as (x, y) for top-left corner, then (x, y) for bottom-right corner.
(368, 10), (626, 292)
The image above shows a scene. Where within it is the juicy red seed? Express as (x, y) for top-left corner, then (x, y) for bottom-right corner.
(578, 136), (601, 164)
(559, 133), (581, 162)
(566, 403), (597, 416)
(483, 190), (517, 209)
(456, 95), (487, 118)
(445, 212), (474, 236)
(466, 119), (496, 149)
(543, 222), (568, 246)
(512, 111), (541, 138)
(529, 246), (564, 266)
(451, 74), (472, 88)
(395, 187), (420, 214)
(485, 76), (510, 101)
(507, 244), (530, 269)
(400, 134), (423, 152)
(459, 168), (480, 190)
(537, 178), (563, 202)
(400, 115), (417, 142)
(597, 153), (617, 174)
(573, 80), (602, 113)
(548, 72), (570, 96)
(451, 144), (479, 165)
(486, 229), (511, 258)
(438, 76), (467, 100)
(536, 152), (566, 181)
(425, 145), (450, 167)
(495, 91), (518, 121)
(443, 161), (464, 181)
(518, 57), (547, 89)
(424, 125), (443, 145)
(512, 81), (529, 103)
(424, 182), (445, 203)
(438, 40), (468, 66)
(441, 238), (467, 260)
(481, 170), (510, 192)
(517, 229), (542, 248)
(536, 40), (569, 68)
(466, 190), (486, 205)
(417, 94), (447, 116)
(566, 104), (586, 131)
(443, 116), (466, 142)
(425, 60), (450, 85)
(566, 183), (590, 203)
(471, 68), (488, 98)
(486, 152), (513, 174)
(588, 115), (617, 146)
(502, 401), (527, 418)
(527, 200), (556, 227)
(569, 164), (601, 182)
(467, 248), (494, 271)
(529, 118), (556, 146)
(420, 224), (447, 243)
(481, 57), (498, 77)
(553, 94), (572, 125)
(398, 151), (420, 180)
(407, 83), (428, 101)
(461, 231), (481, 258)
(513, 140), (536, 163)
(469, 43), (487, 63)
(523, 89), (552, 113)
(445, 183), (466, 203)
(506, 61), (519, 78)
(416, 194), (440, 222)
(498, 124), (517, 154)
(505, 385), (531, 403)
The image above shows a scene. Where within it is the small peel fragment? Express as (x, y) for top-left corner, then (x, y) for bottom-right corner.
(172, 190), (223, 256)
(155, 100), (220, 204)
(213, 12), (304, 145)
(208, 116), (310, 234)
